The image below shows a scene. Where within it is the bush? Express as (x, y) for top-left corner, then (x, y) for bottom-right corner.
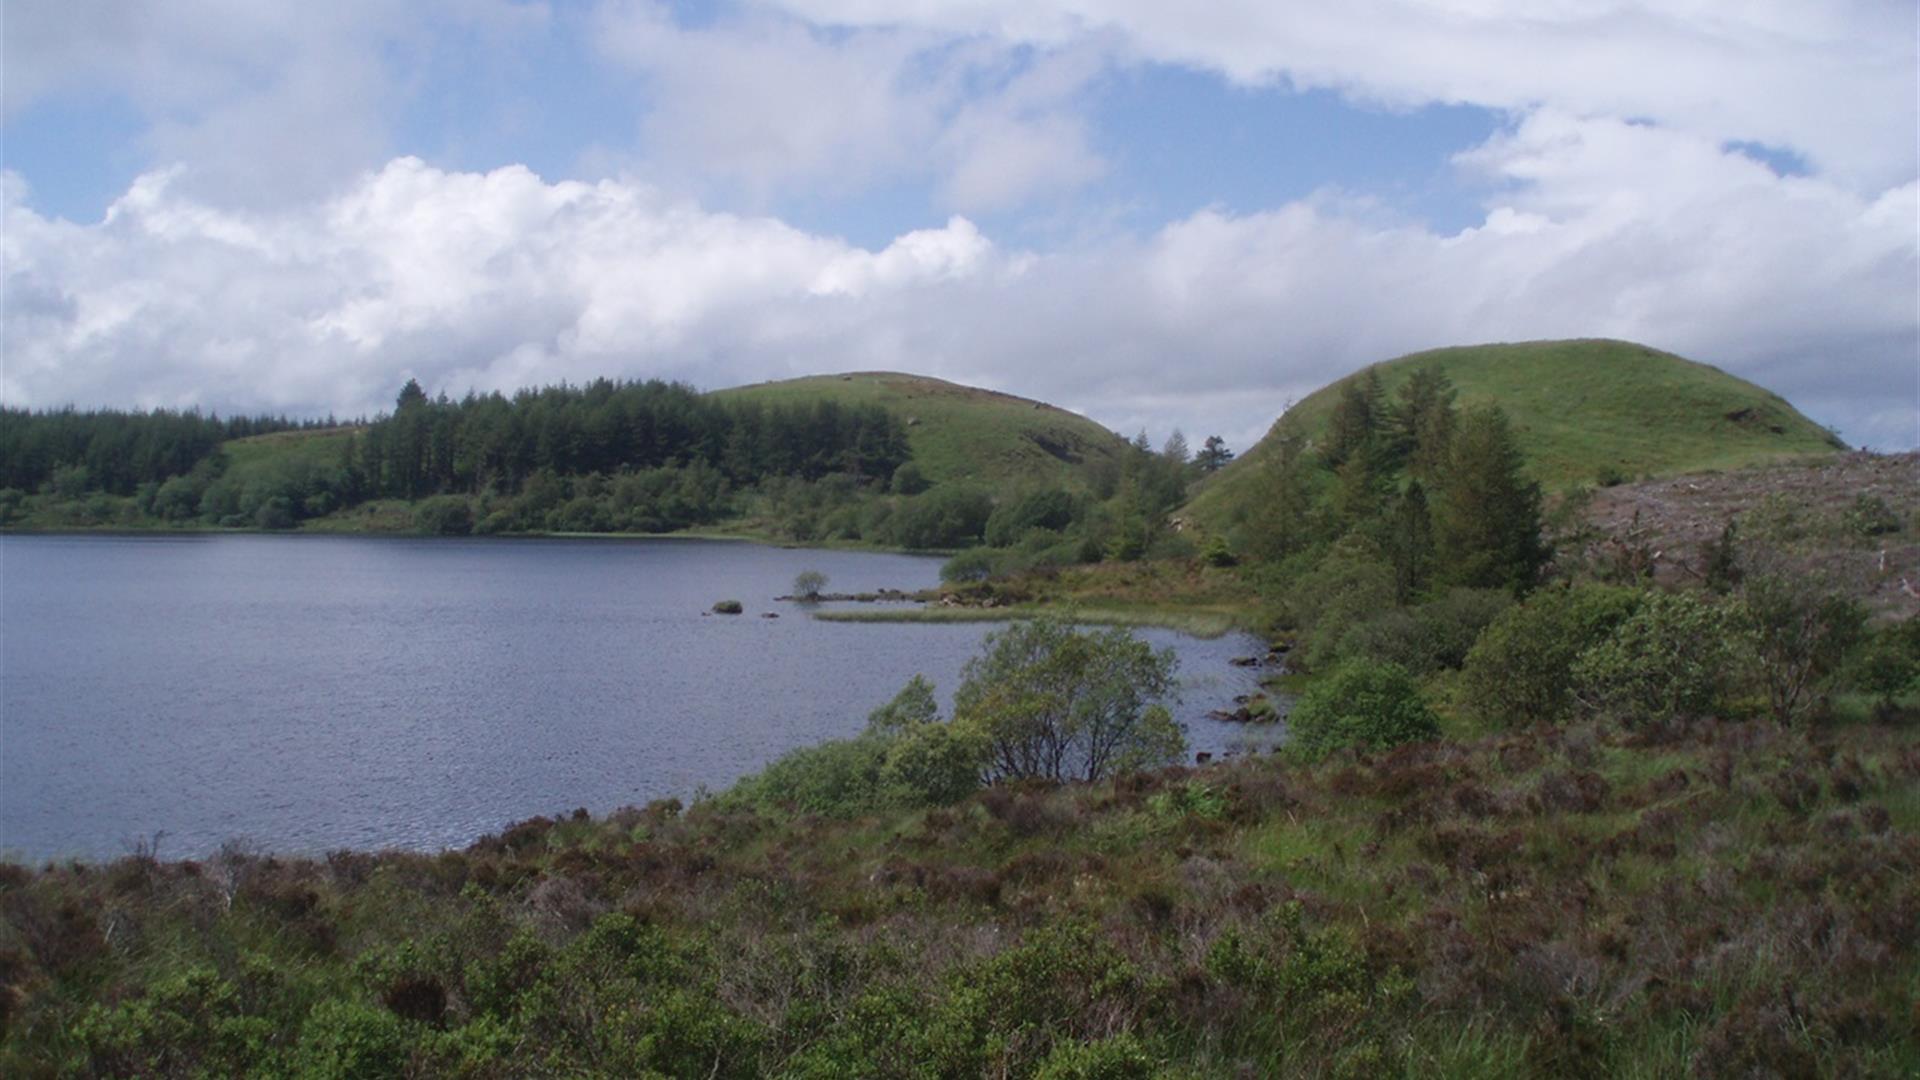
(883, 723), (983, 806)
(941, 547), (999, 584)
(984, 488), (1077, 548)
(414, 495), (474, 536)
(953, 618), (1182, 783)
(1334, 588), (1509, 675)
(1573, 590), (1739, 726)
(1285, 660), (1439, 760)
(1739, 574), (1866, 724)
(1842, 494), (1900, 537)
(792, 569), (828, 600)
(733, 736), (891, 817)
(886, 486), (993, 549)
(1201, 535), (1237, 567)
(1849, 616), (1920, 706)
(890, 461), (929, 495)
(293, 999), (409, 1078)
(712, 600), (743, 614)
(866, 675), (940, 734)
(1289, 534), (1398, 671)
(1460, 584), (1642, 727)
(1034, 1034), (1157, 1079)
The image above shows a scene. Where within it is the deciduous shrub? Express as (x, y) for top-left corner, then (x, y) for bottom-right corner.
(1739, 573), (1866, 724)
(1849, 616), (1920, 709)
(792, 569), (828, 600)
(1460, 583), (1642, 727)
(413, 495), (473, 536)
(953, 619), (1182, 783)
(941, 547), (998, 583)
(1285, 660), (1439, 760)
(1572, 589), (1738, 726)
(882, 723), (983, 806)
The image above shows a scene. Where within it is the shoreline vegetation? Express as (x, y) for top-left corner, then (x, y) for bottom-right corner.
(5, 345), (1917, 1074)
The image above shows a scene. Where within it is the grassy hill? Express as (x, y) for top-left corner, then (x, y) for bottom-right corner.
(1185, 339), (1844, 528)
(714, 372), (1131, 491)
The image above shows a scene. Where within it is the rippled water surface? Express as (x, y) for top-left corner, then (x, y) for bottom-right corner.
(2, 534), (1277, 860)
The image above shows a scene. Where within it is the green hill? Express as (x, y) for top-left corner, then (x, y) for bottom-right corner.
(714, 371), (1132, 491)
(1185, 339), (1844, 527)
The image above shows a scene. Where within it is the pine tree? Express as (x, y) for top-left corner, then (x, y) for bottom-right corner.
(1245, 430), (1321, 561)
(1388, 479), (1435, 603)
(1323, 368), (1385, 469)
(1389, 366), (1457, 482)
(1432, 404), (1548, 594)
(1196, 435), (1234, 472)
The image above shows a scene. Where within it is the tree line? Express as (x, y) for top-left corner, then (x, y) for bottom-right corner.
(0, 407), (332, 496)
(359, 378), (909, 501)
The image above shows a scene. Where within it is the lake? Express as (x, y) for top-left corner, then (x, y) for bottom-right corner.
(1, 533), (1282, 861)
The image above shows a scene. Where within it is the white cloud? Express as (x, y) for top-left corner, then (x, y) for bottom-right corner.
(590, 0), (1107, 213)
(765, 0), (1918, 192)
(6, 114), (1913, 450)
(1, 0), (547, 208)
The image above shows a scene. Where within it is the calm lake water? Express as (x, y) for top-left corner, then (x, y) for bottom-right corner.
(1, 534), (1280, 861)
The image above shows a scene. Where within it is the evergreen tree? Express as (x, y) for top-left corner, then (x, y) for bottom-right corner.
(1324, 367), (1386, 469)
(1389, 366), (1457, 482)
(1161, 429), (1189, 467)
(1431, 405), (1548, 594)
(1196, 435), (1234, 472)
(1386, 479), (1435, 603)
(1245, 430), (1321, 562)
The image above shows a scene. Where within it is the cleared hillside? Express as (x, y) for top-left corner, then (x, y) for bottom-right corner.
(715, 372), (1131, 490)
(1185, 339), (1844, 528)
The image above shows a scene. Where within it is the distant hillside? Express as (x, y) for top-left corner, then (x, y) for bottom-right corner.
(1185, 339), (1844, 528)
(715, 372), (1132, 491)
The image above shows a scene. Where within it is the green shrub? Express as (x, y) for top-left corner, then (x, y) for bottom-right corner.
(1460, 583), (1643, 727)
(952, 618), (1182, 783)
(1573, 590), (1739, 726)
(1034, 1034), (1158, 1079)
(1336, 588), (1506, 676)
(733, 736), (891, 817)
(292, 999), (409, 1079)
(866, 674), (940, 734)
(882, 722), (983, 806)
(885, 485), (993, 548)
(712, 599), (744, 614)
(1289, 534), (1398, 671)
(1842, 494), (1900, 537)
(1201, 535), (1237, 567)
(941, 547), (999, 583)
(1739, 574), (1867, 724)
(1285, 661), (1439, 760)
(413, 494), (474, 536)
(1849, 616), (1920, 706)
(890, 461), (929, 495)
(985, 488), (1077, 547)
(792, 569), (829, 600)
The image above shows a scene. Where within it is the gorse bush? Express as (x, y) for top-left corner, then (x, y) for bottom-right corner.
(1284, 660), (1438, 760)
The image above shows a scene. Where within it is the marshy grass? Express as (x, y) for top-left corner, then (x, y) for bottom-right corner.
(810, 602), (1249, 638)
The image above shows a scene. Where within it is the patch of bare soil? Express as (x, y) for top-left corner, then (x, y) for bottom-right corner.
(1554, 451), (1919, 619)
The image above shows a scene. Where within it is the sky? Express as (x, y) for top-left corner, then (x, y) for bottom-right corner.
(3, 1), (1916, 453)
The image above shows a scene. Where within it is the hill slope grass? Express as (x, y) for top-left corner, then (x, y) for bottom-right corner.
(1186, 339), (1843, 528)
(716, 371), (1131, 491)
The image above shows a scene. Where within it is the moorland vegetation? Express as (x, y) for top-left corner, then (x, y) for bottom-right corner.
(2, 341), (1916, 1075)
